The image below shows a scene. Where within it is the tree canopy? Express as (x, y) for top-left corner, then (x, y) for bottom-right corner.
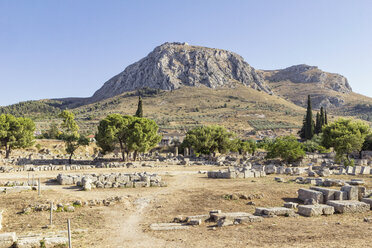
(58, 110), (89, 164)
(266, 135), (305, 163)
(96, 114), (161, 161)
(0, 114), (35, 158)
(322, 118), (370, 164)
(182, 125), (237, 156)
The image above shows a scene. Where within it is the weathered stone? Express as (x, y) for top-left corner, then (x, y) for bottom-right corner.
(217, 217), (235, 227)
(188, 219), (202, 225)
(298, 188), (324, 203)
(211, 212), (252, 222)
(255, 207), (295, 216)
(327, 200), (369, 213)
(150, 223), (190, 231)
(298, 204), (334, 217)
(341, 185), (358, 200)
(0, 232), (17, 248)
(0, 210), (2, 231)
(234, 215), (263, 224)
(283, 202), (298, 209)
(361, 198), (372, 210)
(310, 187), (339, 202)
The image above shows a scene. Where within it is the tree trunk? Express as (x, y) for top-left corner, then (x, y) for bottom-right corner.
(69, 153), (73, 165)
(126, 151), (129, 161)
(359, 150), (363, 159)
(119, 141), (125, 161)
(133, 151), (138, 161)
(5, 145), (11, 159)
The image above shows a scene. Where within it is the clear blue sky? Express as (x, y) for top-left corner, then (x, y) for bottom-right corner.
(1, 0), (371, 106)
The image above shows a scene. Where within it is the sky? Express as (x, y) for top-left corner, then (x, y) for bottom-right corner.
(0, 0), (371, 106)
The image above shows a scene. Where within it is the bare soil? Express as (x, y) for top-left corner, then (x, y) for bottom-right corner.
(1, 165), (372, 248)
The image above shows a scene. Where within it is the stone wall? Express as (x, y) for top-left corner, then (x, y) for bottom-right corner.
(56, 172), (165, 190)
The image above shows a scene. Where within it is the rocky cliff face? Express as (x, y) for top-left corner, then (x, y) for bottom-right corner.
(263, 64), (352, 94)
(91, 42), (272, 102)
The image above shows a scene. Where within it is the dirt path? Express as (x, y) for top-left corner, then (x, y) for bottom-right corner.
(103, 173), (194, 248)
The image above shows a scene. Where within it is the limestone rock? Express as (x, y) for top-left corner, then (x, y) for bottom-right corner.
(91, 42), (272, 102)
(326, 200), (369, 213)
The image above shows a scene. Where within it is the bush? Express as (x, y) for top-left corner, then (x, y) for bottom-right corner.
(266, 136), (305, 163)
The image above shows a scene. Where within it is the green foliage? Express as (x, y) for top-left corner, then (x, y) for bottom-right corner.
(299, 95), (315, 140)
(362, 133), (372, 151)
(0, 114), (35, 158)
(257, 137), (274, 150)
(182, 125), (236, 155)
(58, 110), (89, 164)
(40, 239), (46, 248)
(0, 100), (60, 118)
(96, 114), (161, 161)
(303, 134), (328, 153)
(126, 117), (162, 160)
(248, 120), (299, 130)
(266, 136), (305, 163)
(135, 96), (143, 117)
(315, 107), (327, 134)
(322, 118), (370, 163)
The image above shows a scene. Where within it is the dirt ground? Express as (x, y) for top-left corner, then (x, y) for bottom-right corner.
(1, 165), (372, 248)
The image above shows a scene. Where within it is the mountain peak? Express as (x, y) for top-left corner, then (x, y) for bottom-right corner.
(91, 42), (272, 102)
(263, 64), (352, 94)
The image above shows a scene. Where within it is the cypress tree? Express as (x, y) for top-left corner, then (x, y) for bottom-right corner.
(320, 107), (325, 126)
(135, 96), (143, 118)
(324, 109), (328, 125)
(315, 112), (321, 134)
(304, 95), (315, 140)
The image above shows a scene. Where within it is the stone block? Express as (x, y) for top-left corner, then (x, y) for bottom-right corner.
(283, 202), (298, 209)
(211, 212), (252, 222)
(310, 187), (339, 202)
(298, 205), (323, 217)
(0, 232), (17, 248)
(334, 190), (348, 200)
(326, 200), (369, 213)
(341, 186), (358, 200)
(255, 207), (295, 216)
(234, 215), (263, 224)
(298, 188), (324, 203)
(361, 198), (372, 210)
(0, 210), (2, 231)
(149, 223), (190, 231)
(298, 204), (334, 217)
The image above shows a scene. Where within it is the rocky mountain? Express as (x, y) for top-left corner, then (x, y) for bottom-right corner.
(91, 42), (272, 102)
(259, 64), (353, 109)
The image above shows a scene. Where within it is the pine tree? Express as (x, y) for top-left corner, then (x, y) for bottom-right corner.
(135, 96), (143, 118)
(315, 112), (321, 134)
(301, 95), (315, 140)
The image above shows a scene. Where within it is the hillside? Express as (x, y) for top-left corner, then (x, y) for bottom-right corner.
(260, 64), (372, 121)
(2, 43), (372, 134)
(29, 85), (304, 137)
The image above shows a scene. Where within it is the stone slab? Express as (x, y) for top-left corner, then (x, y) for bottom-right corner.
(361, 198), (372, 210)
(150, 223), (190, 231)
(326, 200), (369, 213)
(298, 188), (324, 203)
(0, 232), (17, 248)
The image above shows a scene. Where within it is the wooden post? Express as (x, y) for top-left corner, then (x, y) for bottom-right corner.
(38, 178), (41, 196)
(50, 202), (53, 226)
(67, 219), (72, 248)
